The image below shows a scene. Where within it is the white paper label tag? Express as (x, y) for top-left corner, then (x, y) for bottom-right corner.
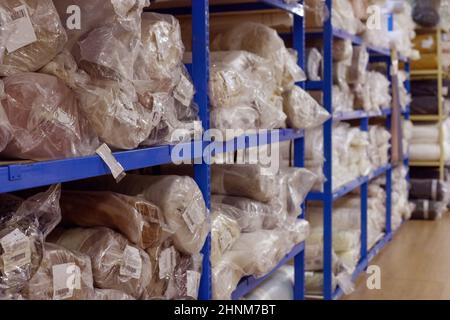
(52, 263), (81, 300)
(186, 270), (201, 298)
(96, 143), (126, 182)
(182, 200), (206, 234)
(1, 228), (31, 273)
(218, 229), (233, 253)
(5, 5), (37, 53)
(120, 245), (142, 280)
(174, 73), (194, 107)
(159, 246), (177, 279)
(150, 94), (165, 126)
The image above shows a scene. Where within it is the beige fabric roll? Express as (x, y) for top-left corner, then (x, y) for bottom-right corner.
(60, 191), (169, 250)
(50, 227), (152, 299)
(0, 0), (67, 76)
(22, 243), (94, 300)
(211, 211), (241, 267)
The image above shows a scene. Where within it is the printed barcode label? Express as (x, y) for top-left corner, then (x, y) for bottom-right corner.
(11, 8), (26, 20)
(1, 228), (31, 273)
(52, 263), (81, 300)
(120, 245), (142, 280)
(55, 288), (69, 297)
(11, 252), (26, 262)
(159, 246), (177, 279)
(5, 5), (37, 53)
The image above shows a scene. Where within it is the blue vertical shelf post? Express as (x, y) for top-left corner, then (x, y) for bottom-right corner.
(192, 0), (212, 301)
(360, 118), (369, 262)
(293, 1), (306, 300)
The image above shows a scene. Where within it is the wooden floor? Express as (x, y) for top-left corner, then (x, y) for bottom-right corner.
(344, 213), (450, 300)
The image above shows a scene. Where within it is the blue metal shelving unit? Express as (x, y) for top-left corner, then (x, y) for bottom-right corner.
(0, 0), (308, 301)
(304, 0), (410, 300)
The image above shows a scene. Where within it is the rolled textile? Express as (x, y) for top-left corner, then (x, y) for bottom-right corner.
(0, 0), (67, 76)
(70, 174), (209, 255)
(412, 0), (440, 28)
(410, 179), (446, 201)
(211, 196), (267, 233)
(0, 73), (99, 160)
(411, 200), (447, 220)
(212, 165), (277, 203)
(410, 96), (440, 116)
(0, 185), (61, 297)
(244, 265), (294, 300)
(411, 80), (450, 97)
(211, 210), (241, 267)
(409, 144), (441, 161)
(411, 124), (440, 144)
(60, 191), (169, 250)
(21, 243), (94, 300)
(410, 167), (448, 180)
(49, 227), (152, 299)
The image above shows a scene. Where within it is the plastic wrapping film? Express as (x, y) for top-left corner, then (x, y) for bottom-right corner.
(307, 48), (322, 81)
(50, 227), (152, 299)
(78, 174), (209, 255)
(211, 22), (306, 91)
(211, 210), (241, 267)
(333, 40), (353, 63)
(0, 0), (67, 77)
(0, 73), (99, 160)
(332, 0), (364, 35)
(244, 265), (294, 300)
(392, 166), (414, 229)
(348, 46), (369, 85)
(212, 165), (277, 203)
(165, 252), (203, 300)
(209, 51), (286, 130)
(21, 243), (94, 300)
(412, 0), (440, 28)
(211, 196), (268, 233)
(210, 106), (259, 137)
(368, 126), (391, 167)
(283, 86), (331, 130)
(0, 185), (61, 297)
(60, 191), (170, 250)
(93, 289), (135, 300)
(411, 200), (447, 221)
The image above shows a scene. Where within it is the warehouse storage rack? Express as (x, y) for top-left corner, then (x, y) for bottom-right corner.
(410, 28), (447, 180)
(304, 0), (410, 300)
(0, 0), (309, 301)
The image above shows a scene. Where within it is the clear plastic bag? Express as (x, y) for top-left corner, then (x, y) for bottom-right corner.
(21, 243), (94, 300)
(60, 191), (171, 250)
(211, 22), (306, 91)
(211, 196), (267, 233)
(93, 289), (135, 300)
(211, 210), (241, 267)
(166, 253), (203, 300)
(348, 46), (369, 85)
(0, 72), (99, 160)
(212, 255), (244, 300)
(0, 0), (67, 76)
(85, 174), (209, 255)
(283, 86), (331, 129)
(211, 106), (259, 136)
(50, 227), (152, 299)
(212, 165), (277, 203)
(307, 48), (322, 81)
(0, 185), (61, 297)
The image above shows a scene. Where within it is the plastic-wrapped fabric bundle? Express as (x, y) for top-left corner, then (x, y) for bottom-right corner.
(50, 227), (152, 299)
(410, 179), (447, 201)
(348, 46), (369, 85)
(337, 249), (360, 272)
(333, 39), (353, 62)
(368, 126), (391, 167)
(211, 196), (267, 233)
(60, 191), (170, 250)
(244, 265), (294, 300)
(411, 79), (450, 97)
(211, 22), (306, 91)
(410, 144), (441, 161)
(166, 253), (203, 300)
(0, 0), (67, 76)
(93, 289), (135, 300)
(411, 96), (441, 116)
(80, 174), (209, 255)
(0, 73), (99, 160)
(210, 106), (259, 137)
(212, 255), (244, 300)
(305, 272), (337, 296)
(211, 210), (241, 267)
(368, 71), (392, 111)
(332, 0), (363, 35)
(411, 124), (440, 144)
(283, 86), (330, 130)
(0, 185), (61, 297)
(21, 243), (94, 300)
(412, 0), (440, 28)
(307, 48), (322, 81)
(333, 62), (349, 87)
(212, 165), (277, 203)
(411, 200), (446, 220)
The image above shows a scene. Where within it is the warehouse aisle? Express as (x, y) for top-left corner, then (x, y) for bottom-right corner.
(344, 213), (450, 300)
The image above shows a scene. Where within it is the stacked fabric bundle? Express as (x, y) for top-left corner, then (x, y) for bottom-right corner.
(210, 164), (315, 299)
(209, 22), (330, 135)
(306, 122), (388, 191)
(410, 79), (450, 116)
(392, 166), (415, 229)
(409, 178), (448, 221)
(0, 1), (200, 162)
(409, 121), (450, 162)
